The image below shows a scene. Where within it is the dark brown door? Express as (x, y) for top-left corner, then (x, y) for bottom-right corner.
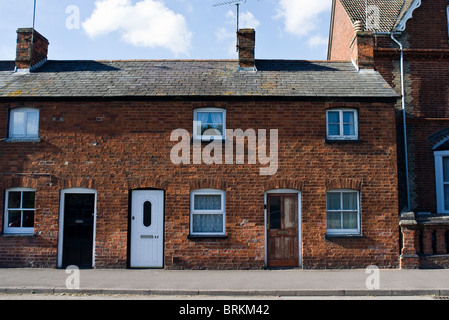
(62, 194), (95, 268)
(267, 194), (299, 267)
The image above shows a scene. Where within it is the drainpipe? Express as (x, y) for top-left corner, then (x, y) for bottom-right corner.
(391, 32), (411, 210)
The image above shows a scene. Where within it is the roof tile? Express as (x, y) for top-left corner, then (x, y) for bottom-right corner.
(0, 60), (398, 99)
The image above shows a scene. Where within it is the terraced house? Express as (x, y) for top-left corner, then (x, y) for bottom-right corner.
(1, 0), (445, 270)
(329, 0), (449, 268)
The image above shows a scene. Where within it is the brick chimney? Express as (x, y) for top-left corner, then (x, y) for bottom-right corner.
(350, 29), (375, 71)
(15, 28), (49, 72)
(237, 28), (256, 71)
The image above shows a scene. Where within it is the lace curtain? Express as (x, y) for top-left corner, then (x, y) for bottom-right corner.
(197, 112), (224, 136)
(192, 194), (223, 233)
(327, 192), (358, 230)
(193, 214), (224, 233)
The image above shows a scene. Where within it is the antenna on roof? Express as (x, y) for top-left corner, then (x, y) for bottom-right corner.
(31, 0), (37, 64)
(32, 0), (37, 30)
(213, 0), (248, 52)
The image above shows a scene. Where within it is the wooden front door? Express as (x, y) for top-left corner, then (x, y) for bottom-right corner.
(267, 194), (299, 267)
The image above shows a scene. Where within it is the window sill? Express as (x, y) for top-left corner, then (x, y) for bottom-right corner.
(188, 234), (228, 240)
(325, 139), (362, 144)
(192, 138), (226, 143)
(325, 234), (363, 240)
(1, 232), (39, 238)
(4, 138), (41, 143)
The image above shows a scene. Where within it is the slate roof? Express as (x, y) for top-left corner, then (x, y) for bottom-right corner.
(0, 59), (398, 99)
(339, 0), (416, 32)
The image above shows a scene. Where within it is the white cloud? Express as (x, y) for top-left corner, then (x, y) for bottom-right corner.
(215, 27), (237, 56)
(276, 0), (331, 37)
(226, 9), (260, 29)
(82, 0), (193, 55)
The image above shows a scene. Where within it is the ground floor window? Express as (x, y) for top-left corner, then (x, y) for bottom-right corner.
(3, 188), (35, 234)
(326, 190), (360, 235)
(190, 189), (226, 236)
(434, 151), (449, 213)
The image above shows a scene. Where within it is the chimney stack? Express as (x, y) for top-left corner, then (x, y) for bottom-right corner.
(15, 28), (49, 72)
(237, 28), (256, 71)
(350, 30), (374, 71)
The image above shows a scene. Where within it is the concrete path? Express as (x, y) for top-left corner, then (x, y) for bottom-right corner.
(0, 268), (449, 297)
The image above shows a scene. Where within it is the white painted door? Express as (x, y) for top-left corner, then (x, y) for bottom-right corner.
(131, 190), (164, 268)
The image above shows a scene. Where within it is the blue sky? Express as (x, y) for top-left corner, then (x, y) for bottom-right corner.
(0, 0), (332, 61)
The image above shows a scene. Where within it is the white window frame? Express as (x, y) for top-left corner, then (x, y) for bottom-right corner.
(326, 109), (359, 140)
(447, 5), (449, 38)
(190, 189), (226, 236)
(8, 107), (40, 140)
(434, 150), (449, 213)
(326, 189), (361, 235)
(193, 108), (226, 141)
(3, 188), (36, 234)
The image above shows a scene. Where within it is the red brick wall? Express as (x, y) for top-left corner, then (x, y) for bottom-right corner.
(0, 99), (399, 269)
(403, 0), (449, 50)
(329, 0), (355, 61)
(374, 50), (449, 212)
(357, 0), (449, 214)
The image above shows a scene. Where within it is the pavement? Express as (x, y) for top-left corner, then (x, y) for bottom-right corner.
(1, 268), (449, 298)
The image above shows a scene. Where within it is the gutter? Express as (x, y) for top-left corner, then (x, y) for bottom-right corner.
(390, 32), (411, 210)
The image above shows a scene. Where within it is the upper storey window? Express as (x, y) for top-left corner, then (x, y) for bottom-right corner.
(193, 108), (226, 141)
(326, 109), (359, 141)
(8, 108), (39, 140)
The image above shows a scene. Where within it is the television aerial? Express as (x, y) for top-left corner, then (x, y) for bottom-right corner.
(213, 0), (256, 52)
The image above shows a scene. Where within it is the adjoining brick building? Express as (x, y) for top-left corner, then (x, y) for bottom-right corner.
(0, 24), (402, 269)
(328, 0), (449, 268)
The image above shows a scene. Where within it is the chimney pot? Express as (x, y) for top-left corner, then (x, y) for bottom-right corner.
(15, 28), (49, 72)
(237, 28), (256, 71)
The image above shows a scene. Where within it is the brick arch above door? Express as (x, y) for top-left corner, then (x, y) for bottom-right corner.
(127, 178), (168, 191)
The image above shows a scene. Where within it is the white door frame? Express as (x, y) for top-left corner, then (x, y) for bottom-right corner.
(130, 190), (165, 268)
(264, 189), (302, 267)
(57, 188), (97, 269)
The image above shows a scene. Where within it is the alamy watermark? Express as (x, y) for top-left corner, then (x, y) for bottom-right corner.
(365, 265), (380, 290)
(65, 5), (81, 30)
(366, 4), (380, 31)
(170, 127), (279, 176)
(65, 265), (80, 290)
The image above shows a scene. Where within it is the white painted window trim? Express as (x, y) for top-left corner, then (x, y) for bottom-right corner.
(447, 5), (449, 39)
(326, 189), (361, 235)
(57, 188), (97, 269)
(434, 150), (449, 213)
(3, 188), (36, 234)
(193, 108), (226, 141)
(8, 107), (40, 140)
(326, 109), (359, 140)
(190, 189), (226, 236)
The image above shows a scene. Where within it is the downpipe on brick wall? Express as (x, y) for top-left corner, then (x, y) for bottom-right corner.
(391, 32), (411, 210)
